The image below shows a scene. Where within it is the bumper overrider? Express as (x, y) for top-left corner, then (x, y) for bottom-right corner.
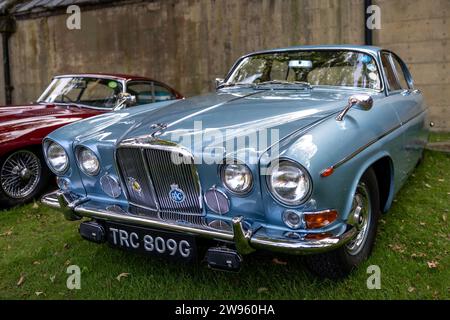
(41, 190), (357, 256)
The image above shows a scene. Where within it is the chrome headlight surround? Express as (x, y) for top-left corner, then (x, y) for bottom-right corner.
(44, 140), (69, 175)
(220, 161), (253, 195)
(266, 159), (312, 206)
(76, 146), (100, 176)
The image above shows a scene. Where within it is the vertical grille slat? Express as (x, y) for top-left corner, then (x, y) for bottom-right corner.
(145, 148), (202, 214)
(116, 148), (157, 210)
(116, 145), (202, 215)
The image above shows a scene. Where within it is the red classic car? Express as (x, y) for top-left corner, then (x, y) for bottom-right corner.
(0, 73), (182, 208)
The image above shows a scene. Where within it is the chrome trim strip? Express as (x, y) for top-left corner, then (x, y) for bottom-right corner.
(330, 109), (427, 170)
(224, 48), (385, 93)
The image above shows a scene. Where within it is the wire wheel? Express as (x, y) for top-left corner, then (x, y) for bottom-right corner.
(1, 150), (42, 199)
(346, 181), (372, 256)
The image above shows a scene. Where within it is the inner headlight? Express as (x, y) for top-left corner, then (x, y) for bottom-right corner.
(267, 159), (311, 205)
(46, 142), (69, 174)
(221, 163), (253, 194)
(76, 147), (100, 176)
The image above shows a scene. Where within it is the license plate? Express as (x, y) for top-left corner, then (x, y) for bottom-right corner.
(105, 222), (196, 262)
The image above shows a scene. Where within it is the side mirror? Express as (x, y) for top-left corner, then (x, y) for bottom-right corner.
(336, 94), (373, 121)
(114, 92), (136, 111)
(215, 78), (225, 89)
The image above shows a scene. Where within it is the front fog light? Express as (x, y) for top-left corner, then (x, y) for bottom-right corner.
(282, 210), (302, 229)
(100, 174), (121, 198)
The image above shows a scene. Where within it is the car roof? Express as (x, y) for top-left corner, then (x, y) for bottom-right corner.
(53, 73), (155, 81)
(244, 44), (383, 57)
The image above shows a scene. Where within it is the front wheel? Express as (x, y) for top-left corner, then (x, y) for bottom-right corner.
(0, 149), (50, 209)
(305, 168), (380, 279)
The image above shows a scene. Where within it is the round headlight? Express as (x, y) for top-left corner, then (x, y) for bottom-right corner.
(221, 163), (253, 194)
(267, 160), (311, 205)
(46, 142), (68, 174)
(77, 147), (100, 176)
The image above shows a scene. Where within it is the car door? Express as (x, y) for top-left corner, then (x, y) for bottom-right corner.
(380, 51), (427, 183)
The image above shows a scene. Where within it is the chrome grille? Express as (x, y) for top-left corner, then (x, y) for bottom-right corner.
(116, 145), (202, 215)
(116, 148), (157, 210)
(144, 148), (202, 214)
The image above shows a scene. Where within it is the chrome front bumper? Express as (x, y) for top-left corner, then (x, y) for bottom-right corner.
(42, 190), (357, 255)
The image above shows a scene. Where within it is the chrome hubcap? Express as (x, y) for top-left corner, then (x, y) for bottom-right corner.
(346, 182), (371, 255)
(1, 151), (41, 199)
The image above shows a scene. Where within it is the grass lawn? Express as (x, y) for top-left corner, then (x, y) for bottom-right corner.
(0, 137), (449, 300)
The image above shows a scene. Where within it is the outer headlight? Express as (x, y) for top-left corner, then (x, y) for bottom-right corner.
(46, 142), (69, 174)
(76, 147), (100, 176)
(267, 159), (311, 205)
(221, 163), (253, 194)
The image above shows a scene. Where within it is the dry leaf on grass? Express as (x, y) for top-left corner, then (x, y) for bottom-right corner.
(442, 214), (447, 222)
(0, 229), (13, 237)
(17, 274), (25, 287)
(50, 275), (56, 283)
(33, 261), (40, 265)
(32, 202), (39, 209)
(35, 292), (44, 296)
(408, 287), (416, 293)
(411, 252), (427, 258)
(257, 287), (268, 293)
(388, 243), (405, 253)
(116, 273), (130, 281)
(427, 261), (439, 269)
(272, 258), (287, 265)
(424, 183), (432, 188)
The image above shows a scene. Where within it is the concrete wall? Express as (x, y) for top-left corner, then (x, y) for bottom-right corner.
(373, 0), (450, 130)
(4, 0), (364, 100)
(2, 0), (449, 130)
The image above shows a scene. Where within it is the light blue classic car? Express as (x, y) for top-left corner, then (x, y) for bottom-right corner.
(41, 45), (428, 278)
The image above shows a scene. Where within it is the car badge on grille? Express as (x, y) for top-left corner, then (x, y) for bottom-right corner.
(150, 122), (168, 138)
(127, 177), (142, 194)
(169, 184), (186, 203)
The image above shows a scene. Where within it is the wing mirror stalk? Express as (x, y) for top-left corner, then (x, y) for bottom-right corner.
(114, 92), (136, 111)
(215, 78), (224, 89)
(336, 94), (373, 121)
